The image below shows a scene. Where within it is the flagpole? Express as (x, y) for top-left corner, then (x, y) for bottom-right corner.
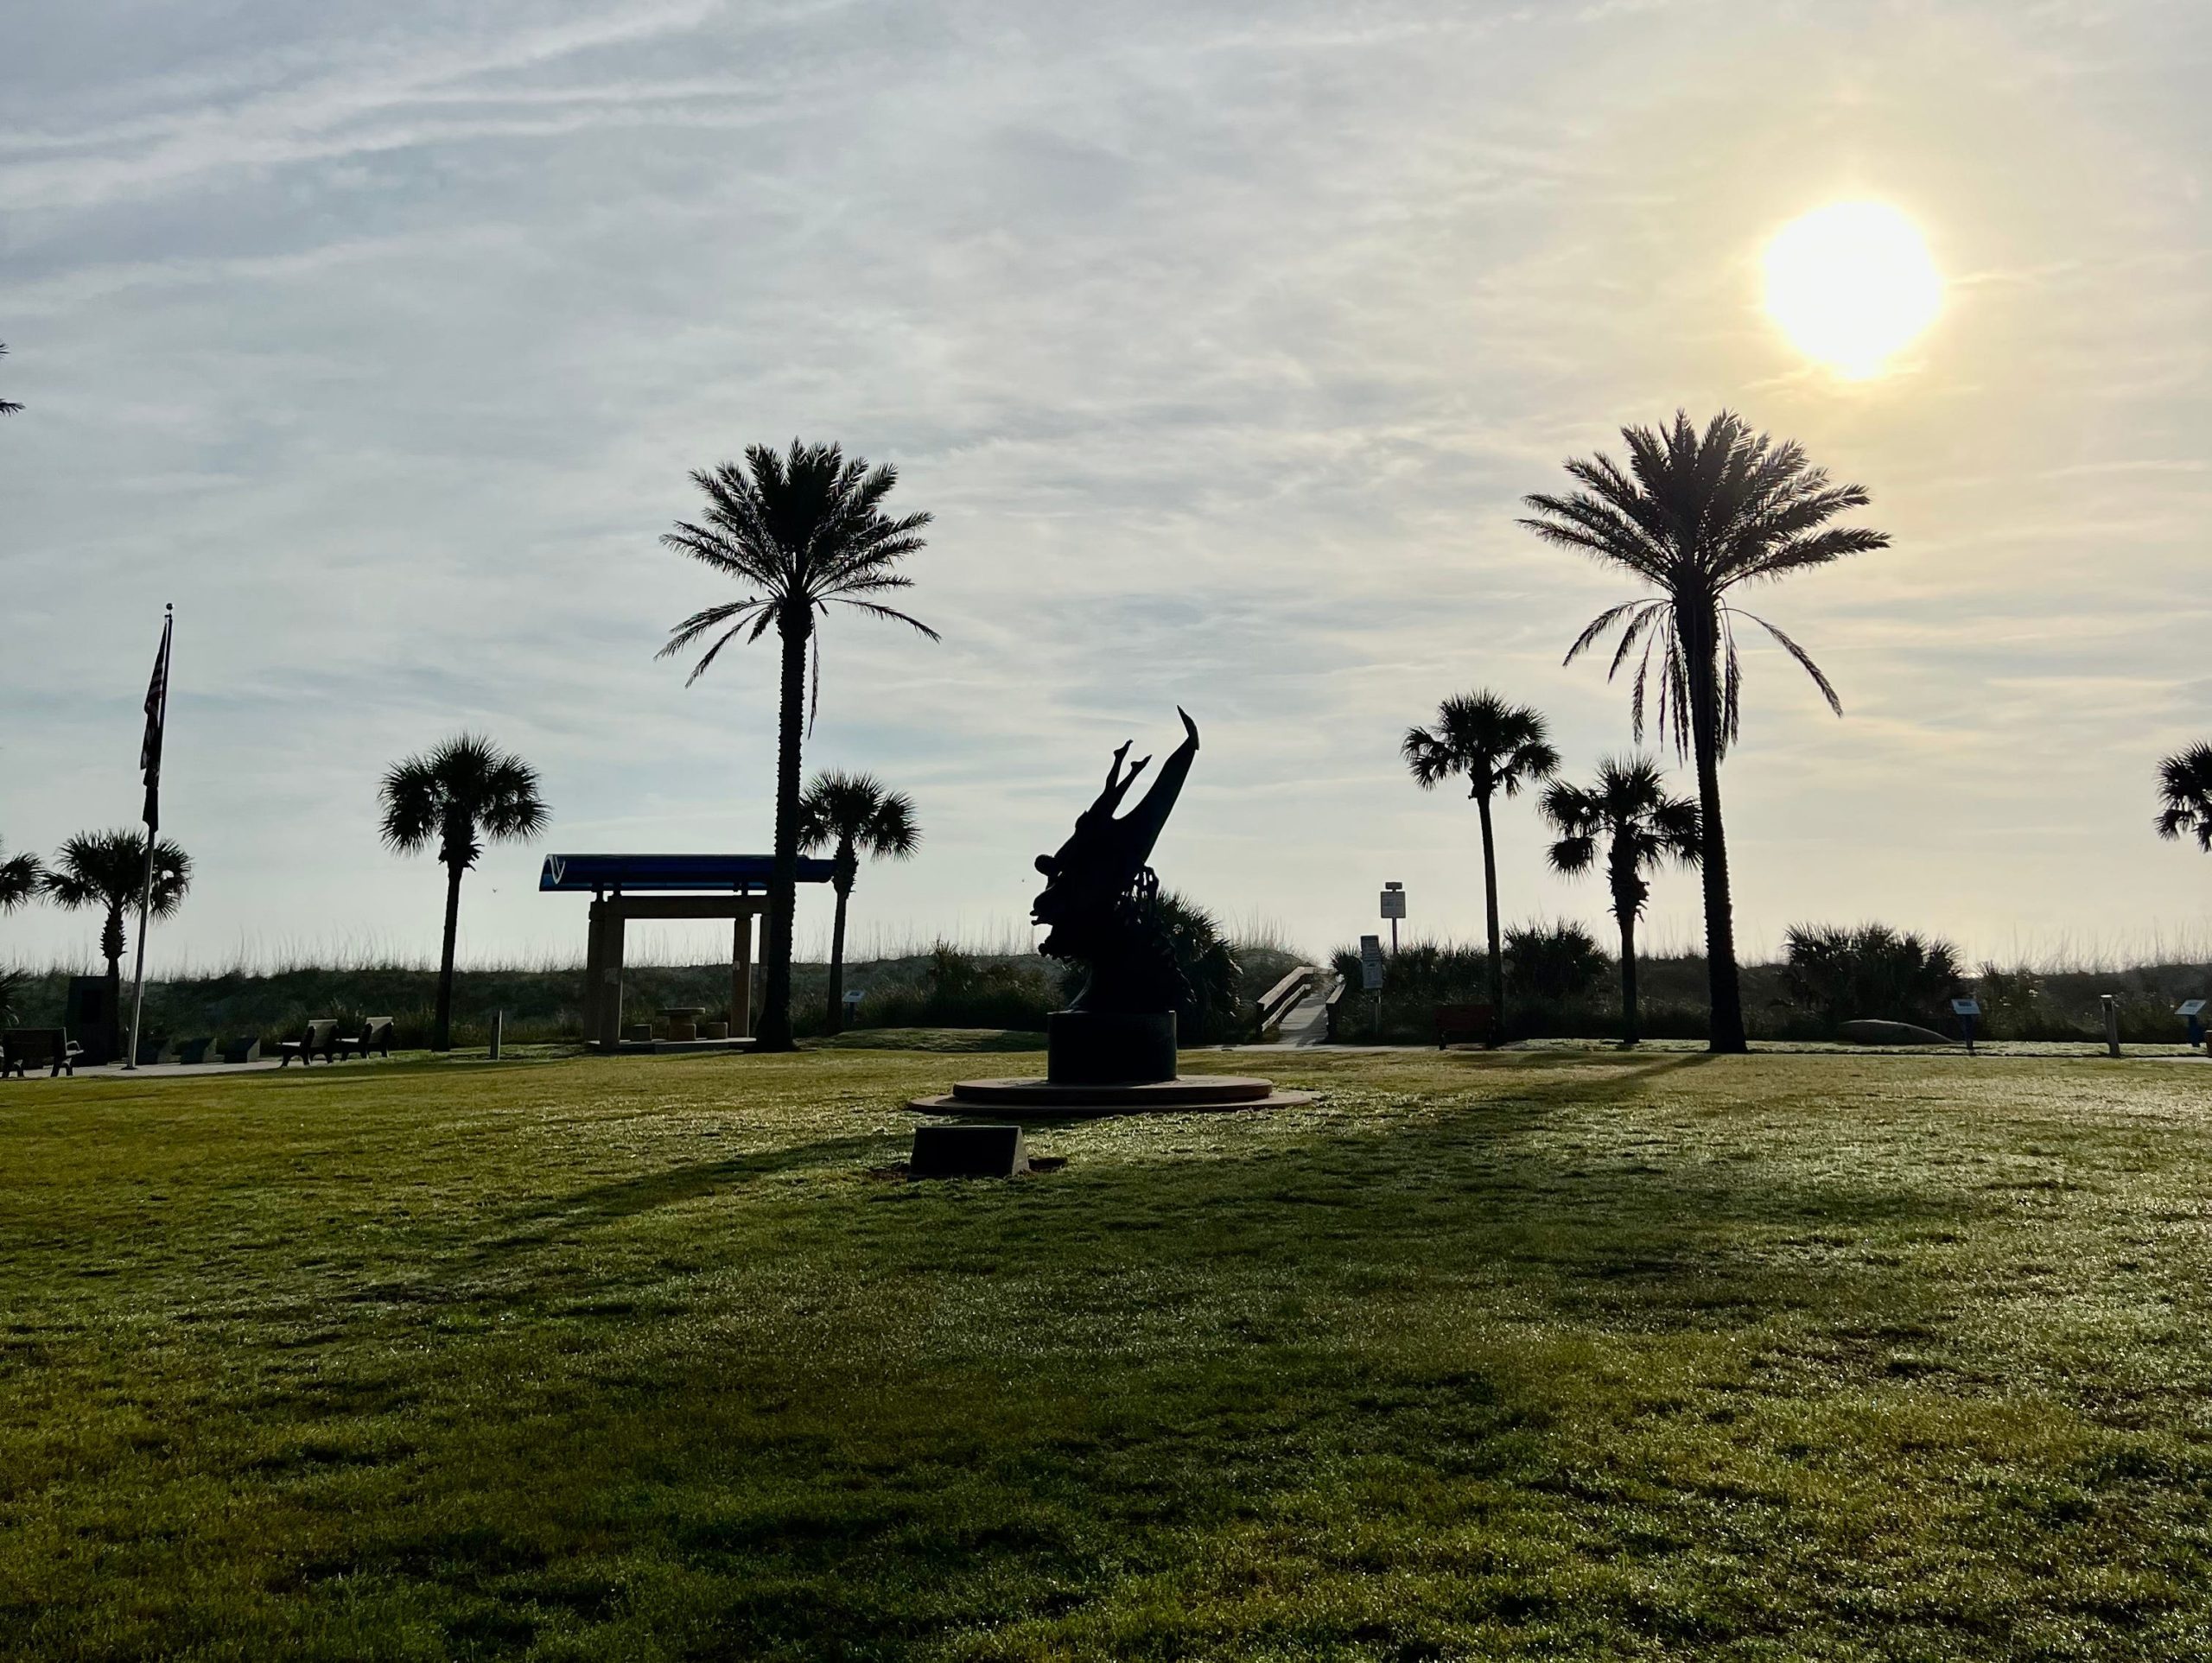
(124, 606), (173, 1073)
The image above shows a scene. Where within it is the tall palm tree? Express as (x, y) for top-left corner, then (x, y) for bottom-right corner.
(43, 829), (191, 1057)
(1402, 691), (1560, 1027)
(797, 771), (919, 1035)
(1541, 758), (1700, 1046)
(658, 441), (936, 1052)
(2155, 743), (2212, 852)
(1519, 409), (1888, 1052)
(0, 841), (42, 912)
(378, 735), (548, 1052)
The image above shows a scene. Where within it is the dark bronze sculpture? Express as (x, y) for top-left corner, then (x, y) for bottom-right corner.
(1032, 708), (1198, 1016)
(905, 706), (1313, 1114)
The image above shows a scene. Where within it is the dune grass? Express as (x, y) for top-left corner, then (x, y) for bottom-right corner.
(2, 1046), (2209, 1659)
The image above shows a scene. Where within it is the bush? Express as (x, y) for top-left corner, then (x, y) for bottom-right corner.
(1504, 921), (1610, 1004)
(1782, 924), (1963, 1032)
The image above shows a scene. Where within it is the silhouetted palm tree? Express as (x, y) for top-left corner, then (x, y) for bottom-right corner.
(797, 770), (919, 1035)
(44, 829), (191, 1057)
(1402, 691), (1560, 1026)
(1541, 758), (1700, 1046)
(0, 841), (41, 912)
(658, 441), (936, 1052)
(1519, 409), (1888, 1052)
(2155, 743), (2212, 853)
(378, 735), (548, 1052)
(0, 343), (20, 416)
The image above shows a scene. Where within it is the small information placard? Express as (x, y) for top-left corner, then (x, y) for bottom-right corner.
(1951, 998), (1981, 1018)
(2179, 999), (2207, 1018)
(1360, 935), (1385, 992)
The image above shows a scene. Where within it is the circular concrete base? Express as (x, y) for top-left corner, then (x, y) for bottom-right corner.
(908, 1074), (1313, 1117)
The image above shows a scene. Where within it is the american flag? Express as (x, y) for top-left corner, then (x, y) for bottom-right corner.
(140, 607), (172, 830)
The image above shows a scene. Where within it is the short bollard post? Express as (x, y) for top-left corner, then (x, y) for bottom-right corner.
(2101, 994), (2120, 1058)
(489, 1009), (504, 1061)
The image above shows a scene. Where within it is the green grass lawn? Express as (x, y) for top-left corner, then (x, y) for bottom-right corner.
(3, 1046), (2210, 1660)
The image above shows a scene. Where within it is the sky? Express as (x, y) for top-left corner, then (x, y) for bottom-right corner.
(3, 0), (2209, 975)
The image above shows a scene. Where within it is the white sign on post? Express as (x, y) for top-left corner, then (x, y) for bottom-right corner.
(2178, 999), (2207, 1018)
(1379, 886), (1406, 921)
(1950, 998), (1981, 1018)
(1359, 935), (1385, 992)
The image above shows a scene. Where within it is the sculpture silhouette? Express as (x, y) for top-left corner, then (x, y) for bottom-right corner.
(1033, 708), (1198, 1014)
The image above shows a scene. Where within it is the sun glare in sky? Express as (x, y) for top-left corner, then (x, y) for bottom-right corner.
(1762, 201), (1942, 379)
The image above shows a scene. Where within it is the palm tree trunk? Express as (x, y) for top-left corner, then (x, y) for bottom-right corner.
(1617, 906), (1639, 1048)
(825, 869), (853, 1036)
(1682, 604), (1748, 1053)
(102, 904), (124, 1063)
(1476, 790), (1503, 1040)
(757, 614), (808, 1052)
(434, 860), (463, 1051)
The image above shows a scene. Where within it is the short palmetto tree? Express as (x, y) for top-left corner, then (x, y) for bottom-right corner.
(1541, 758), (1700, 1046)
(796, 771), (919, 1035)
(1519, 409), (1889, 1053)
(43, 829), (191, 1055)
(2155, 743), (2212, 853)
(1402, 692), (1560, 1026)
(0, 841), (42, 912)
(0, 342), (21, 416)
(378, 735), (548, 1052)
(658, 441), (936, 1053)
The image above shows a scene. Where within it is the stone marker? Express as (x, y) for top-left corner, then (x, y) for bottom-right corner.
(911, 1124), (1030, 1178)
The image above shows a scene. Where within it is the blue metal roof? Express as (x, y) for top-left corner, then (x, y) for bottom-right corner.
(538, 853), (836, 892)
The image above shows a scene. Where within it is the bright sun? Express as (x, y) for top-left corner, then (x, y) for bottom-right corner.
(1762, 201), (1942, 379)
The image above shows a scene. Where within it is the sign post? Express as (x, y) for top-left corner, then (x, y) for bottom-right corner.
(1379, 882), (1406, 955)
(2101, 993), (2121, 1058)
(1360, 934), (1384, 1037)
(2178, 998), (2206, 1050)
(1950, 996), (1980, 1055)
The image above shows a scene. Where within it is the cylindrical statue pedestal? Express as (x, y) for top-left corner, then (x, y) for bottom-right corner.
(1046, 1009), (1177, 1086)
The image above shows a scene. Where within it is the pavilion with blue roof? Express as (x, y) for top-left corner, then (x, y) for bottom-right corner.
(539, 853), (836, 1051)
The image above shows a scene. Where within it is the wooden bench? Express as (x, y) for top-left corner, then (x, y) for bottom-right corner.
(3, 1028), (84, 1078)
(336, 1017), (394, 1060)
(278, 1019), (339, 1067)
(1433, 1002), (1497, 1049)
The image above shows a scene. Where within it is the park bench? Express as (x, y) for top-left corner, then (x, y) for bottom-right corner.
(3, 1028), (85, 1078)
(336, 1017), (394, 1060)
(1433, 1002), (1496, 1049)
(175, 1037), (215, 1065)
(278, 1019), (339, 1067)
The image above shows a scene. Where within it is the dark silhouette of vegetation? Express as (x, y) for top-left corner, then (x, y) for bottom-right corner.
(798, 771), (918, 1035)
(0, 841), (41, 913)
(1781, 924), (1963, 1031)
(378, 734), (548, 1053)
(43, 829), (191, 1056)
(1402, 692), (1559, 1029)
(1160, 893), (1243, 1043)
(0, 343), (20, 417)
(1541, 758), (1701, 1044)
(2155, 743), (2212, 852)
(658, 441), (936, 1053)
(1521, 410), (1888, 1053)
(1503, 921), (1609, 1004)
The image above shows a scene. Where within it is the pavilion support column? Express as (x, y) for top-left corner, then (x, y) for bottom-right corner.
(732, 911), (753, 1040)
(583, 898), (605, 1043)
(600, 911), (627, 1049)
